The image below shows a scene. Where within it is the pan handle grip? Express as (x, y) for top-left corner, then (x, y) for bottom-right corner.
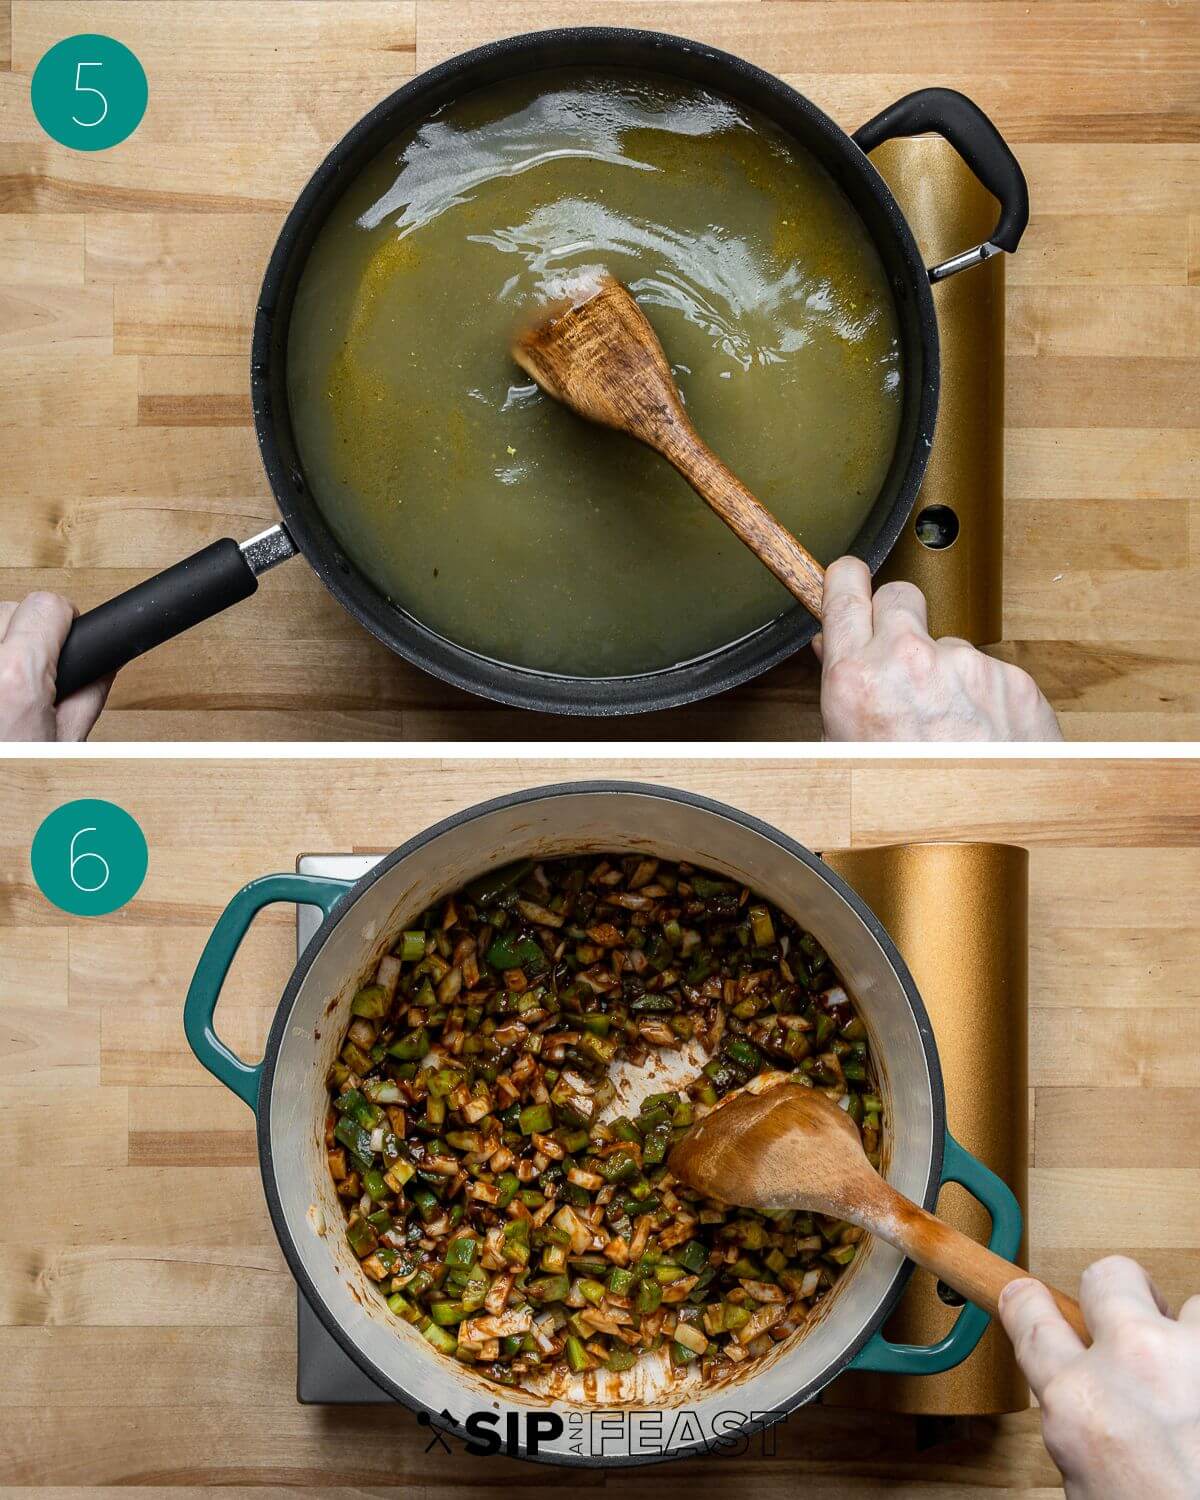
(184, 874), (353, 1112)
(848, 1132), (1023, 1376)
(54, 538), (260, 703)
(854, 87), (1029, 274)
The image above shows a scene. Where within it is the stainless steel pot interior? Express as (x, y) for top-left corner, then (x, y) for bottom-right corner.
(259, 785), (941, 1463)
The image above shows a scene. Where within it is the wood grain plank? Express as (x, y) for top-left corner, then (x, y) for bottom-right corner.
(1024, 662), (1200, 720)
(416, 3), (1200, 105)
(1015, 144), (1200, 216)
(85, 213), (279, 287)
(1051, 711), (1200, 740)
(1028, 846), (1200, 928)
(128, 1085), (257, 1166)
(1005, 356), (1200, 429)
(1001, 571), (1200, 641)
(128, 1131), (257, 1168)
(1, 425), (264, 501)
(83, 708), (406, 741)
(0, 353), (137, 426)
(396, 699), (825, 740)
(0, 1244), (291, 1328)
(1030, 1168), (1200, 1248)
(0, 285), (111, 355)
(1007, 287), (1199, 359)
(778, 71), (1200, 144)
(0, 1167), (272, 1248)
(0, 141), (298, 212)
(137, 395), (251, 428)
(0, 1085), (126, 1165)
(1, 759), (852, 853)
(1034, 1088), (1200, 1166)
(0, 215), (83, 285)
(137, 356), (250, 428)
(0, 928), (67, 1006)
(1030, 924), (1200, 1008)
(1005, 497), (1186, 575)
(1006, 428), (1197, 501)
(852, 763), (1200, 845)
(0, 1006), (98, 1086)
(1030, 1008), (1200, 1087)
(10, 3), (417, 72)
(114, 284), (256, 357)
(1006, 214), (1190, 286)
(2, 68), (409, 154)
(0, 1326), (297, 1408)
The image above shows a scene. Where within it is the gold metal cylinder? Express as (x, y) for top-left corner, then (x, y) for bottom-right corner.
(821, 841), (1029, 1415)
(869, 139), (1006, 646)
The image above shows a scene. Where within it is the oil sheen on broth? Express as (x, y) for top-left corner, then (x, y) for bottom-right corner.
(288, 71), (902, 677)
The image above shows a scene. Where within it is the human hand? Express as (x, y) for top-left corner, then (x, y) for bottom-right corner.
(0, 593), (111, 742)
(1000, 1257), (1200, 1499)
(815, 557), (1062, 741)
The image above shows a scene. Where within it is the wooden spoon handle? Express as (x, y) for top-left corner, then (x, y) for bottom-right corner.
(663, 429), (825, 618)
(866, 1186), (1090, 1344)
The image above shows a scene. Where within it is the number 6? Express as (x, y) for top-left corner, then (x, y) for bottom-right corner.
(69, 827), (110, 893)
(72, 61), (108, 128)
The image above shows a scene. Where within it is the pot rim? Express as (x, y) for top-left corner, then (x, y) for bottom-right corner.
(255, 781), (947, 1465)
(252, 26), (941, 715)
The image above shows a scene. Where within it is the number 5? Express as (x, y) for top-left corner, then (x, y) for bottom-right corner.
(69, 827), (110, 893)
(72, 61), (108, 128)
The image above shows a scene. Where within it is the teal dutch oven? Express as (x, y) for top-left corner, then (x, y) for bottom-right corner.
(185, 782), (1021, 1465)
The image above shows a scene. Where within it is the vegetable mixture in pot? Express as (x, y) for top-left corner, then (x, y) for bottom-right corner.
(324, 855), (883, 1389)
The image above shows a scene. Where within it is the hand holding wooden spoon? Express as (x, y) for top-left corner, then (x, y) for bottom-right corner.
(512, 274), (826, 618)
(670, 1076), (1089, 1343)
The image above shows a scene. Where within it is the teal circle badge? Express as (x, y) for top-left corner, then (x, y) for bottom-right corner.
(30, 34), (148, 151)
(31, 799), (148, 917)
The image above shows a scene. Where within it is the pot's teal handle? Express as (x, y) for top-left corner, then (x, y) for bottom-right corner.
(184, 874), (352, 1112)
(849, 1132), (1022, 1376)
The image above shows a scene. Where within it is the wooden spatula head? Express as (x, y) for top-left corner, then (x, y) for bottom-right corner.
(669, 1075), (878, 1218)
(513, 272), (827, 616)
(672, 1073), (1093, 1344)
(512, 274), (691, 450)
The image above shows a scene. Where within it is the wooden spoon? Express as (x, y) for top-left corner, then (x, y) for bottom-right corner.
(512, 274), (826, 618)
(670, 1077), (1089, 1342)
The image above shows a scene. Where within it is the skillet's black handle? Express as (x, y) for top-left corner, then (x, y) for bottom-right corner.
(55, 539), (258, 702)
(854, 87), (1029, 255)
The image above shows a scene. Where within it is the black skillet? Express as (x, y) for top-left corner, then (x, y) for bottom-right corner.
(55, 29), (1027, 716)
